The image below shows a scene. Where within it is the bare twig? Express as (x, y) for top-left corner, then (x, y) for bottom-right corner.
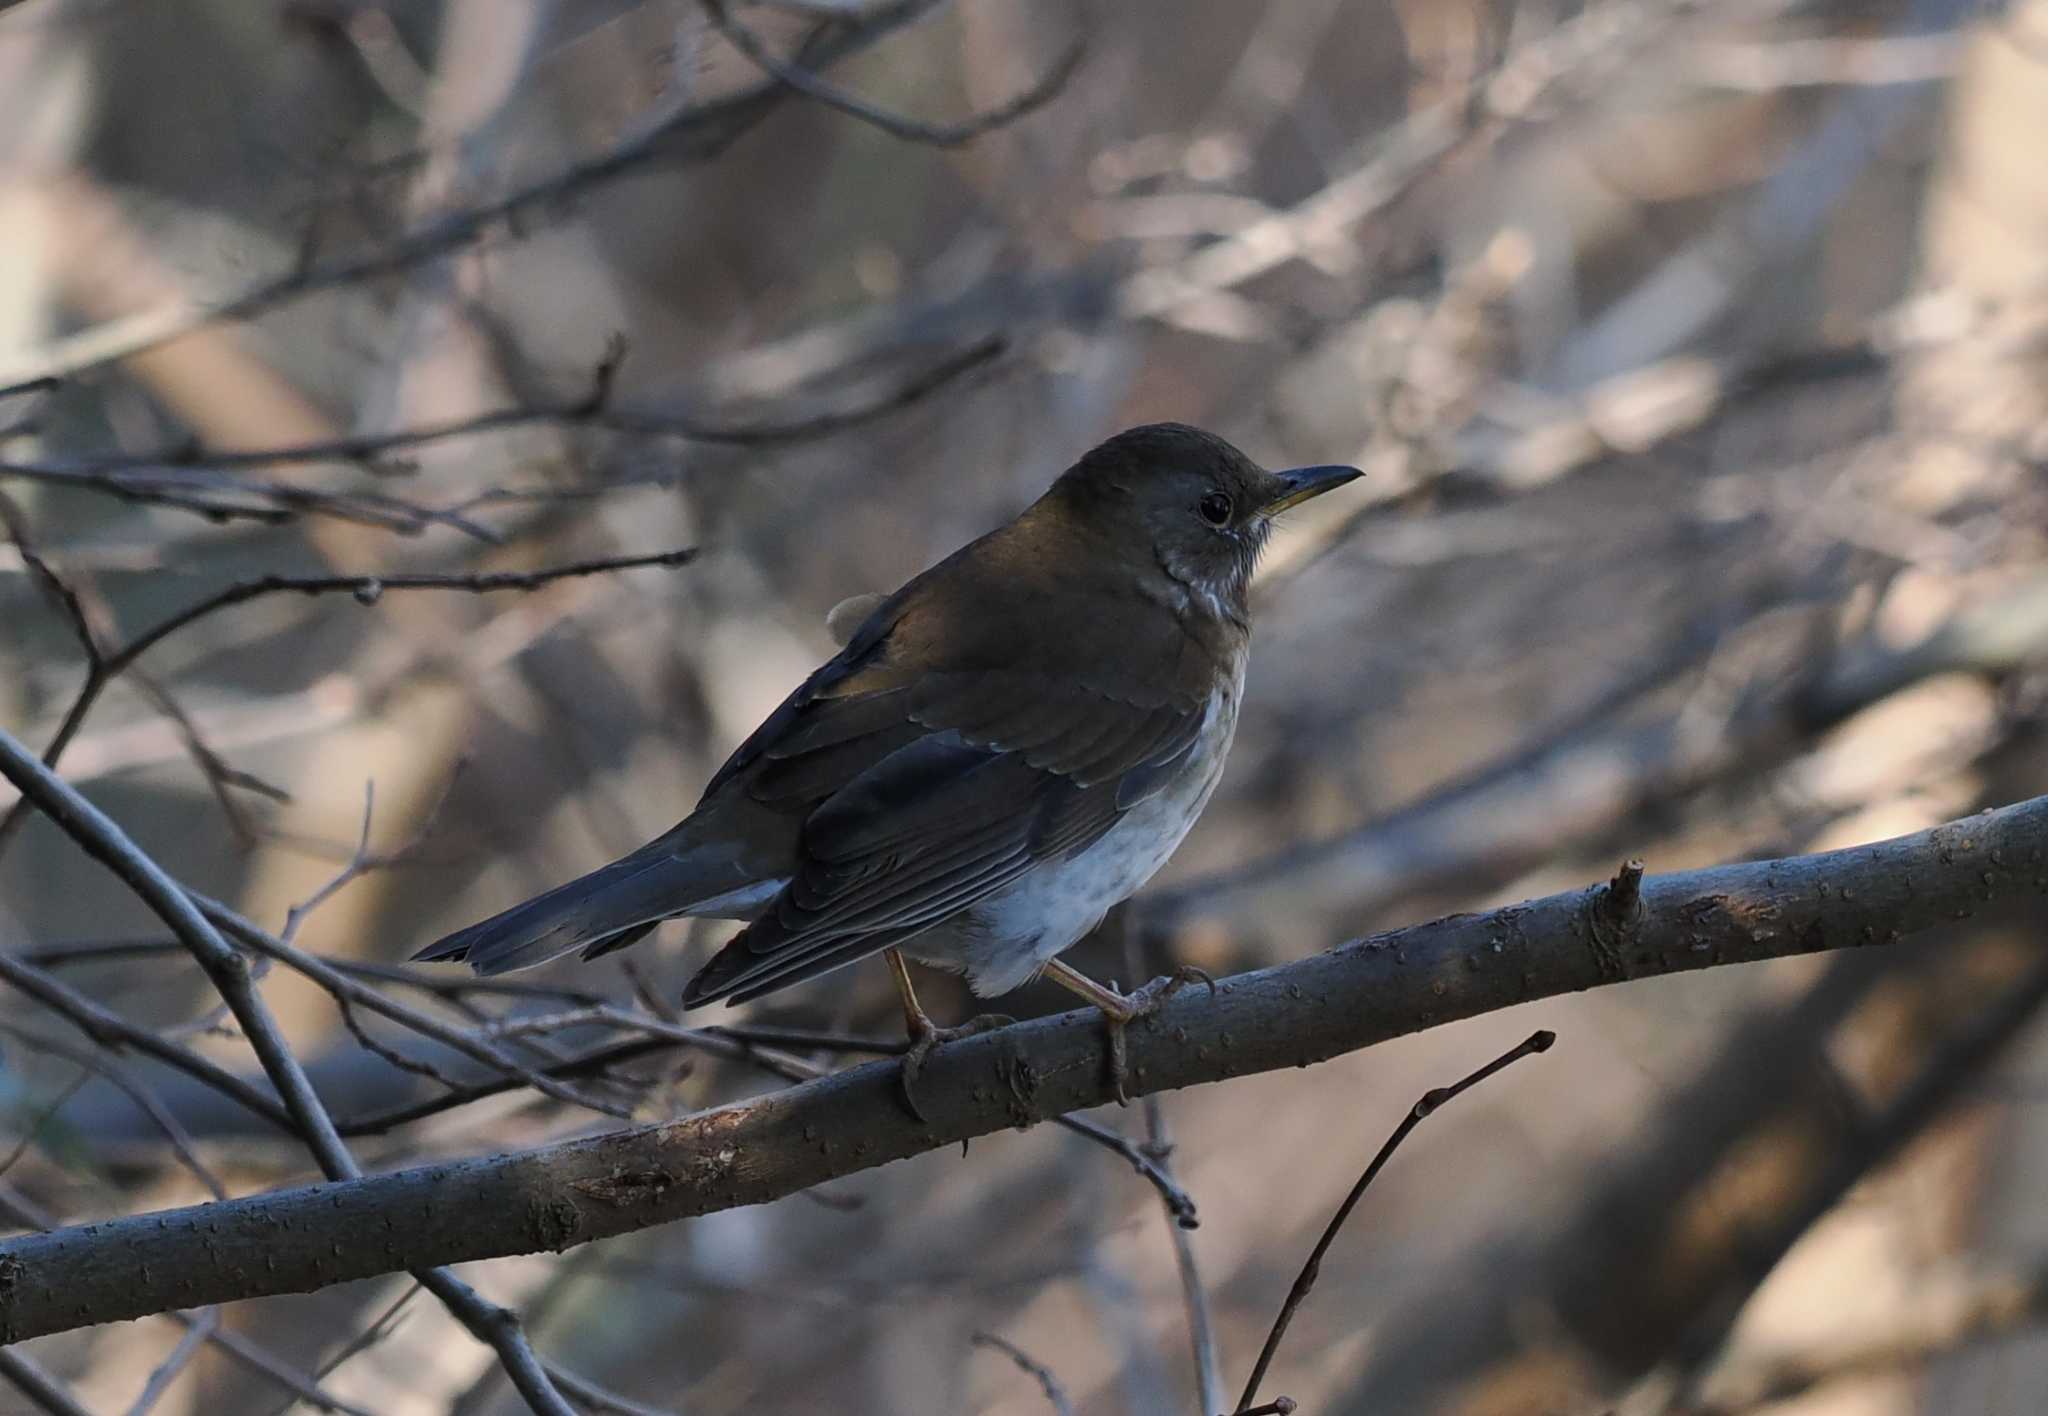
(1232, 1030), (1555, 1414)
(0, 952), (298, 1132)
(540, 1362), (679, 1416)
(1143, 1100), (1222, 1411)
(0, 1069), (88, 1186)
(1117, 915), (1222, 1412)
(971, 1330), (1075, 1416)
(0, 1023), (228, 1198)
(1060, 1113), (1199, 1228)
(0, 494), (293, 846)
(124, 1306), (218, 1416)
(192, 894), (645, 1119)
(254, 1281), (423, 1416)
(0, 544), (698, 857)
(0, 457), (507, 535)
(35, 337), (1003, 479)
(707, 0), (1084, 148)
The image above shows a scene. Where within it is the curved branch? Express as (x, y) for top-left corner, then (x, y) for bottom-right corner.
(2, 794), (2043, 1341)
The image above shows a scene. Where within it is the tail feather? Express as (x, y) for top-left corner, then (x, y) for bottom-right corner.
(414, 844), (780, 977)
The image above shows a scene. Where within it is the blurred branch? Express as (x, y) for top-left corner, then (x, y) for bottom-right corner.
(0, 1350), (92, 1416)
(125, 1307), (218, 1416)
(1232, 1030), (1555, 1415)
(0, 335), (1004, 529)
(1679, 1260), (2048, 1414)
(0, 0), (969, 396)
(706, 0), (1083, 148)
(1684, 31), (1963, 91)
(1116, 0), (1706, 332)
(1117, 916), (1220, 1411)
(1141, 1099), (1219, 1410)
(0, 459), (502, 536)
(6, 793), (2047, 1339)
(1643, 941), (2048, 1408)
(538, 1362), (678, 1416)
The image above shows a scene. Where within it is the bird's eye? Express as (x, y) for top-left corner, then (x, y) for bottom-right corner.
(1198, 492), (1233, 526)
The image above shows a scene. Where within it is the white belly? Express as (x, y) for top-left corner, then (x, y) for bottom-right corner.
(904, 676), (1240, 996)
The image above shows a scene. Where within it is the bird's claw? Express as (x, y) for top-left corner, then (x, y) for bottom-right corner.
(1101, 967), (1215, 1106)
(898, 1013), (1014, 1123)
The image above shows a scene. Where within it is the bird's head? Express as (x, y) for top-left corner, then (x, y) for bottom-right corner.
(1049, 423), (1362, 618)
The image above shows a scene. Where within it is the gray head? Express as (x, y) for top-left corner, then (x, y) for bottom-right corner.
(1050, 423), (1362, 617)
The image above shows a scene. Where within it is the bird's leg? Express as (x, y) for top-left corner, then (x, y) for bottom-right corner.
(1040, 958), (1216, 1105)
(885, 948), (1011, 1123)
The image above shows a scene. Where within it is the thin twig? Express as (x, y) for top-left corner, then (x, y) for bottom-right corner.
(0, 544), (696, 858)
(540, 1362), (679, 1416)
(0, 335), (1004, 531)
(0, 1071), (88, 1185)
(1, 495), (291, 847)
(1232, 1030), (1556, 1414)
(24, 337), (1004, 481)
(971, 1331), (1075, 1416)
(0, 952), (299, 1133)
(1144, 1100), (1222, 1410)
(253, 1281), (423, 1416)
(0, 725), (576, 1416)
(195, 894), (640, 1119)
(1059, 1113), (1199, 1227)
(1119, 914), (1222, 1412)
(0, 1023), (228, 1199)
(706, 1), (1082, 148)
(124, 1306), (218, 1416)
(337, 1034), (677, 1136)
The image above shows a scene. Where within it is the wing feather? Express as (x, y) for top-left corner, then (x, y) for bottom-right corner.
(681, 528), (1231, 1009)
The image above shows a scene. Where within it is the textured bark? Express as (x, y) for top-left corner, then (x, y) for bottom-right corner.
(6, 793), (2046, 1342)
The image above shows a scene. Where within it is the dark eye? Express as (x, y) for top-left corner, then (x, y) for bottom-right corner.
(1198, 492), (1233, 526)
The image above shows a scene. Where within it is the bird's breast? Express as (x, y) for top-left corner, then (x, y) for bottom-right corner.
(910, 674), (1242, 995)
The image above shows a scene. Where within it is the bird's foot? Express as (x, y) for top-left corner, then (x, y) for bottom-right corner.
(899, 1012), (1014, 1123)
(1095, 966), (1216, 1106)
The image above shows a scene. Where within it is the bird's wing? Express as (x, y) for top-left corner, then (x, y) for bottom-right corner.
(681, 648), (1215, 1007)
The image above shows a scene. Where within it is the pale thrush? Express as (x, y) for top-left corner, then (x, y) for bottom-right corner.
(416, 423), (1361, 1106)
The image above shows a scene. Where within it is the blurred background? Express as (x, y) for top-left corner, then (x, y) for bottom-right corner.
(3, 0), (2047, 1412)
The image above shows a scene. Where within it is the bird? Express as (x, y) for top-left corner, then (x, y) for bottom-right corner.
(415, 423), (1361, 1110)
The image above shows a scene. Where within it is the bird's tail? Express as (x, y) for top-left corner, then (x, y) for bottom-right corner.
(412, 840), (773, 976)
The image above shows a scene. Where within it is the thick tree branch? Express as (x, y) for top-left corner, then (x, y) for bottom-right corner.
(2, 795), (2044, 1341)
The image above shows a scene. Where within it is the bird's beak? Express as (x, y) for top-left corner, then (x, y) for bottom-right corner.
(1260, 464), (1364, 516)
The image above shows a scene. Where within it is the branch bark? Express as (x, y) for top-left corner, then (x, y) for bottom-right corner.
(5, 794), (2045, 1342)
